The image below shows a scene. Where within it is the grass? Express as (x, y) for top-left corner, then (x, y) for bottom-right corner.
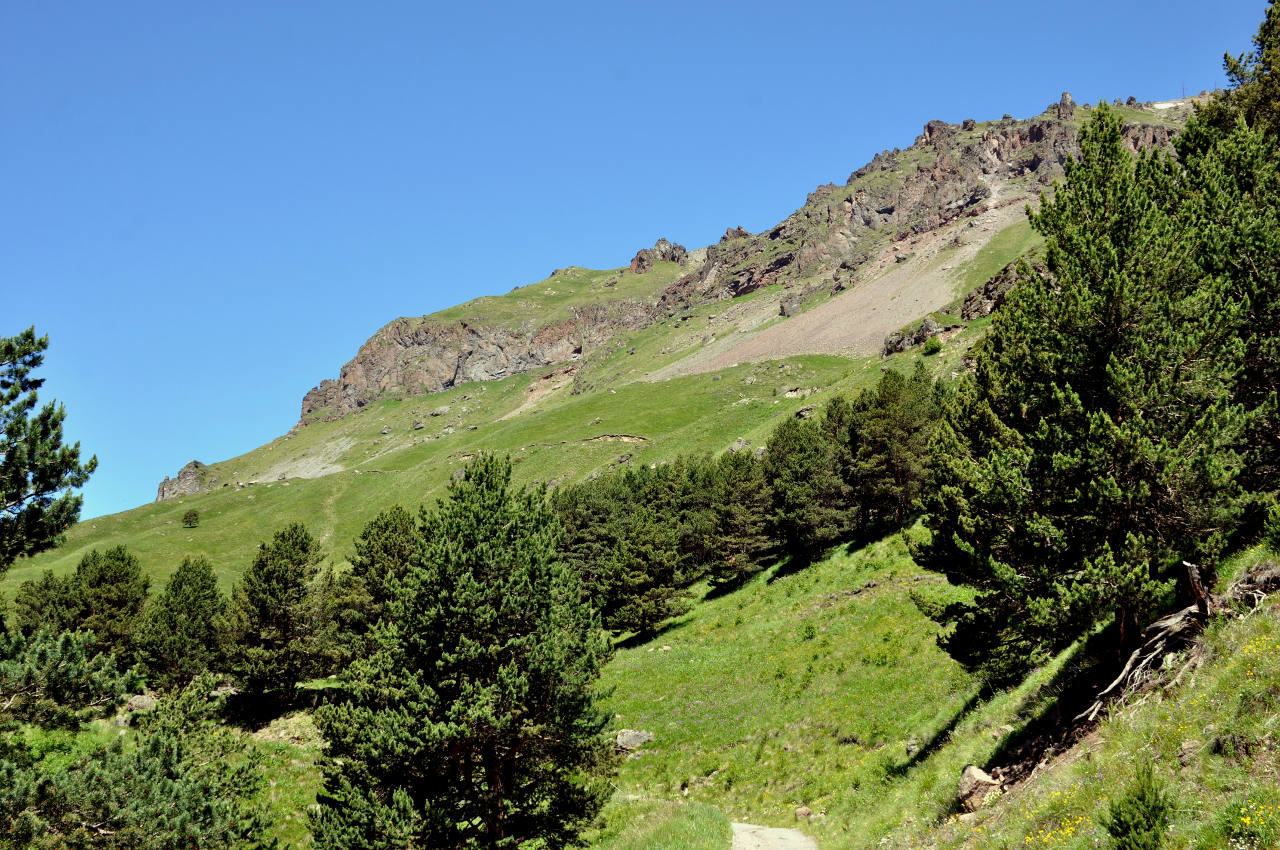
(600, 531), (980, 844)
(424, 262), (689, 330)
(586, 798), (731, 850)
(903, 544), (1280, 850)
(6, 354), (870, 595)
(953, 216), (1042, 300)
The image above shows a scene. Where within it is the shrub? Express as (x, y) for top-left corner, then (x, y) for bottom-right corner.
(1102, 762), (1171, 849)
(921, 335), (942, 355)
(182, 509), (199, 528)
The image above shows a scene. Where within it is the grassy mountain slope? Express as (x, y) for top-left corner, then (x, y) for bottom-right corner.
(6, 209), (1014, 596)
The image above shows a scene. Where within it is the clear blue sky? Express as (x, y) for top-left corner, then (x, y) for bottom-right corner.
(3, 0), (1265, 519)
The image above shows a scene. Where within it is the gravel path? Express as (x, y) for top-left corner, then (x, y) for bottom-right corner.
(730, 822), (819, 850)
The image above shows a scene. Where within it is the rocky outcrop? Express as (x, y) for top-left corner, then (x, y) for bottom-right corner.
(1057, 91), (1077, 120)
(156, 461), (207, 502)
(629, 238), (688, 273)
(957, 764), (1003, 812)
(302, 299), (654, 420)
(961, 258), (1051, 320)
(883, 316), (954, 355)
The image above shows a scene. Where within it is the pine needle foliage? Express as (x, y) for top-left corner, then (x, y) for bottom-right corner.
(313, 454), (613, 850)
(135, 555), (226, 691)
(915, 104), (1252, 684)
(225, 522), (324, 706)
(0, 328), (96, 574)
(1102, 763), (1171, 850)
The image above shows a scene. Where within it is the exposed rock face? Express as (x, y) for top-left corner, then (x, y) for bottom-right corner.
(629, 238), (688, 273)
(301, 100), (1187, 422)
(302, 300), (654, 420)
(883, 316), (949, 355)
(1057, 91), (1076, 120)
(156, 461), (207, 502)
(961, 258), (1051, 320)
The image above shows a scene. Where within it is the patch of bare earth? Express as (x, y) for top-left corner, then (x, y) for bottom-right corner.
(731, 822), (819, 850)
(654, 194), (1027, 380)
(497, 366), (576, 420)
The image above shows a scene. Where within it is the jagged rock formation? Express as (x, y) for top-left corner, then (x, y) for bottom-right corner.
(300, 97), (1187, 423)
(156, 461), (208, 501)
(961, 257), (1051, 320)
(629, 238), (688, 274)
(302, 300), (654, 419)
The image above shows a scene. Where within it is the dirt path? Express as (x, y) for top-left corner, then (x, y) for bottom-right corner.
(730, 822), (819, 850)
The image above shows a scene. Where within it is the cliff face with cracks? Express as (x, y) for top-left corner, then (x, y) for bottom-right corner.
(299, 97), (1185, 423)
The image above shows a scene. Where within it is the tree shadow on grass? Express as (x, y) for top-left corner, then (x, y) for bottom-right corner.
(222, 683), (341, 730)
(613, 618), (688, 651)
(886, 684), (991, 778)
(984, 627), (1120, 782)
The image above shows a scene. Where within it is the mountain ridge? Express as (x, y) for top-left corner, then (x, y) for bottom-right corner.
(296, 94), (1191, 426)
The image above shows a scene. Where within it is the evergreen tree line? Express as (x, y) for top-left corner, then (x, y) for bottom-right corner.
(552, 362), (945, 636)
(8, 525), (365, 704)
(914, 6), (1280, 686)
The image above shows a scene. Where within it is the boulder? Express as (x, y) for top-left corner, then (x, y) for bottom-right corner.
(615, 729), (655, 751)
(125, 694), (157, 714)
(794, 806), (813, 821)
(957, 764), (1002, 812)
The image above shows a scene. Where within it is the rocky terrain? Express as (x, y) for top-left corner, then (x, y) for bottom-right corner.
(295, 95), (1189, 427)
(155, 460), (209, 501)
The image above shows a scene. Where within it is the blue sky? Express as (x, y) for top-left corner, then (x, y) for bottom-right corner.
(3, 0), (1266, 519)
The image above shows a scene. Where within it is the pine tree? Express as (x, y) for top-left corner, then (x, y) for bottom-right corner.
(350, 503), (418, 620)
(763, 414), (847, 561)
(135, 555), (226, 691)
(914, 105), (1248, 683)
(73, 545), (150, 661)
(706, 449), (774, 588)
(0, 328), (96, 574)
(553, 468), (690, 635)
(848, 364), (941, 534)
(10, 569), (79, 636)
(225, 522), (324, 705)
(0, 674), (272, 849)
(313, 454), (613, 849)
(1102, 763), (1171, 850)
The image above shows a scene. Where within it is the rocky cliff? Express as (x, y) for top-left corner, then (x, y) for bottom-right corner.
(156, 460), (208, 501)
(299, 96), (1186, 423)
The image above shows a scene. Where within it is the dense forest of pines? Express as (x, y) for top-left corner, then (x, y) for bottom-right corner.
(3, 3), (1280, 846)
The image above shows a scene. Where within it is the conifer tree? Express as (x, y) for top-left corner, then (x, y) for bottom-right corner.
(10, 569), (79, 636)
(0, 673), (272, 849)
(848, 363), (941, 533)
(225, 522), (323, 705)
(914, 105), (1248, 683)
(763, 414), (846, 561)
(706, 449), (774, 587)
(73, 545), (150, 661)
(135, 555), (226, 690)
(350, 503), (418, 621)
(313, 454), (612, 850)
(0, 328), (96, 575)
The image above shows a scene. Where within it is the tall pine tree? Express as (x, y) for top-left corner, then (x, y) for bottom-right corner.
(135, 555), (226, 691)
(313, 454), (612, 849)
(225, 522), (324, 706)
